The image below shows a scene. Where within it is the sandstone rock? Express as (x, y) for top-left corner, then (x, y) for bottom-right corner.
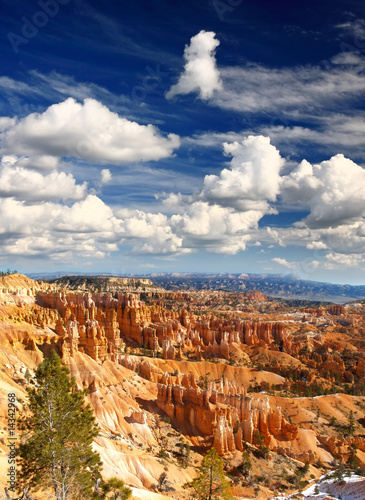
(156, 379), (297, 455)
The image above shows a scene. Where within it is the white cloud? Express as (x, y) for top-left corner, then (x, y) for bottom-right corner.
(1, 98), (180, 164)
(266, 227), (286, 247)
(170, 201), (254, 254)
(256, 113), (365, 159)
(1, 155), (63, 172)
(272, 257), (297, 269)
(262, 221), (365, 262)
(160, 135), (365, 259)
(331, 52), (364, 66)
(0, 192), (190, 260)
(161, 136), (284, 255)
(0, 117), (17, 132)
(100, 168), (112, 184)
(116, 208), (187, 255)
(0, 165), (87, 202)
(0, 195), (120, 260)
(29, 70), (123, 106)
(185, 112), (365, 161)
(201, 135), (284, 211)
(166, 30), (222, 100)
(335, 19), (365, 41)
(0, 77), (41, 97)
(212, 56), (365, 114)
(306, 241), (327, 250)
(0, 123), (363, 267)
(316, 223), (365, 255)
(54, 195), (119, 234)
(322, 252), (364, 270)
(162, 192), (185, 212)
(281, 154), (365, 228)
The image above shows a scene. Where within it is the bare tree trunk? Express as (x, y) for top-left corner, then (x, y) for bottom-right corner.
(4, 485), (35, 500)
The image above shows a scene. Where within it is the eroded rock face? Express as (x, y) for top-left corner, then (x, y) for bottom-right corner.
(0, 274), (57, 308)
(318, 435), (365, 466)
(356, 357), (365, 378)
(2, 274), (365, 500)
(327, 305), (345, 316)
(156, 374), (298, 456)
(35, 290), (292, 365)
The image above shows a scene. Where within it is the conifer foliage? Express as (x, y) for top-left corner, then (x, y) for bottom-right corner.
(186, 447), (235, 500)
(17, 351), (102, 500)
(96, 478), (132, 500)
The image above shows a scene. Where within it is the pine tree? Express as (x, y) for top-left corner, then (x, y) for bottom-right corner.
(237, 452), (252, 480)
(97, 478), (132, 500)
(348, 410), (355, 435)
(17, 351), (102, 500)
(185, 447), (235, 500)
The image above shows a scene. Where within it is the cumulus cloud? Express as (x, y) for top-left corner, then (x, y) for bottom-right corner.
(117, 208), (187, 255)
(161, 136), (284, 255)
(201, 135), (284, 211)
(0, 117), (17, 132)
(0, 165), (87, 202)
(53, 195), (119, 234)
(316, 223), (365, 255)
(261, 221), (365, 267)
(1, 155), (63, 172)
(0, 124), (364, 268)
(171, 201), (253, 254)
(0, 194), (186, 260)
(281, 154), (365, 228)
(0, 155), (87, 203)
(166, 30), (222, 100)
(162, 135), (363, 260)
(2, 98), (180, 163)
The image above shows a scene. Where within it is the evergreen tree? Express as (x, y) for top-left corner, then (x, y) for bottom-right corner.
(347, 443), (359, 469)
(97, 478), (132, 500)
(237, 452), (252, 480)
(348, 410), (356, 435)
(17, 351), (102, 500)
(185, 447), (235, 500)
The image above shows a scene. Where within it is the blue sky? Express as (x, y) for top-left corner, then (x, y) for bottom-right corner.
(1, 0), (365, 284)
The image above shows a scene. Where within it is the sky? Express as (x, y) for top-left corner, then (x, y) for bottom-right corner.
(1, 0), (365, 284)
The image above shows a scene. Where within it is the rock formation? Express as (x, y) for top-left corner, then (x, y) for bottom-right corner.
(156, 373), (298, 456)
(34, 288), (293, 365)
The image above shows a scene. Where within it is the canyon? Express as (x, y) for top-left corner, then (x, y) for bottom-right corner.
(0, 274), (365, 500)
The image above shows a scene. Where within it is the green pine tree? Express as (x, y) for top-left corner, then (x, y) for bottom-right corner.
(17, 351), (102, 500)
(185, 447), (236, 500)
(348, 410), (356, 436)
(237, 452), (252, 480)
(97, 477), (132, 500)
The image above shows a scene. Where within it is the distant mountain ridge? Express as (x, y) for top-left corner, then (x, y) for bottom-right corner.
(28, 272), (365, 304)
(145, 273), (365, 304)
